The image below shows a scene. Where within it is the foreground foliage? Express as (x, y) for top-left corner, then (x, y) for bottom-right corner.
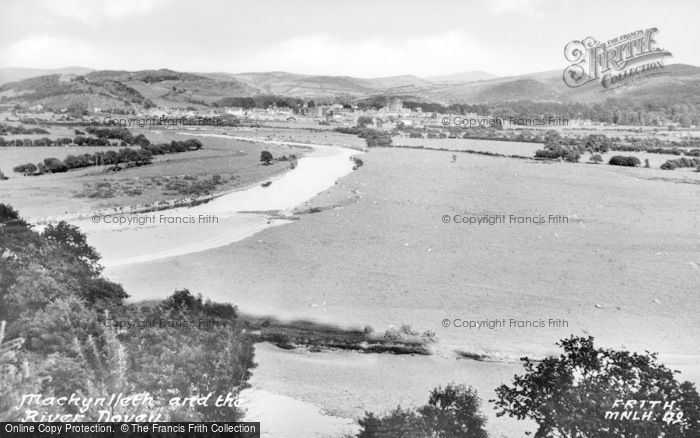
(357, 384), (488, 438)
(0, 204), (255, 421)
(494, 336), (700, 437)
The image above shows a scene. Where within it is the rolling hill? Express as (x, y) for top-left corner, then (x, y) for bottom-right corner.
(412, 64), (700, 104)
(424, 71), (497, 83)
(0, 64), (698, 113)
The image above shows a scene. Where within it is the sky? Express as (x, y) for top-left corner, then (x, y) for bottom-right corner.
(0, 0), (698, 78)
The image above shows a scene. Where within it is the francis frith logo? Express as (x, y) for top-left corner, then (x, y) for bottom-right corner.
(563, 28), (672, 89)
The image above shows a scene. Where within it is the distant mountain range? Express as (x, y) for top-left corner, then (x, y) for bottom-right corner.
(424, 71), (496, 83)
(1, 65), (699, 112)
(0, 67), (93, 86)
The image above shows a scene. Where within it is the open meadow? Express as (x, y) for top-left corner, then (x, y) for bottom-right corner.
(394, 136), (700, 169)
(0, 128), (305, 219)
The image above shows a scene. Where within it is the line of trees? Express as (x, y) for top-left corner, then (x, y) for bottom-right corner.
(660, 157), (700, 170)
(213, 95), (305, 110)
(0, 123), (49, 135)
(534, 131), (583, 162)
(12, 139), (203, 176)
(0, 127), (151, 148)
(334, 126), (392, 148)
(395, 122), (700, 154)
(392, 98), (700, 128)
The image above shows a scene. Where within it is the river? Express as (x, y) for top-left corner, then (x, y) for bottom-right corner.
(72, 135), (360, 266)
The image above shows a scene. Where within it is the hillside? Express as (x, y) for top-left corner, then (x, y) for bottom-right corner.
(414, 64), (700, 104)
(0, 64), (698, 113)
(0, 69), (258, 111)
(0, 74), (152, 112)
(424, 71), (497, 83)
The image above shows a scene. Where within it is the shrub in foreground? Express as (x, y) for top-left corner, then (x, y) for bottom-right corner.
(0, 204), (255, 421)
(494, 336), (700, 438)
(358, 384), (488, 438)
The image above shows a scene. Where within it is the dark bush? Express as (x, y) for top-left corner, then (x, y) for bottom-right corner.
(260, 150), (273, 165)
(42, 157), (68, 173)
(660, 157), (700, 170)
(13, 163), (38, 175)
(608, 155), (641, 167)
(358, 384), (488, 438)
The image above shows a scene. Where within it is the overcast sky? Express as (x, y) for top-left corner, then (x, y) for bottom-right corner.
(0, 0), (697, 77)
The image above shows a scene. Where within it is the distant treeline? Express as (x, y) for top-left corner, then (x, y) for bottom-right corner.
(488, 99), (700, 128)
(0, 123), (49, 135)
(12, 139), (203, 176)
(396, 124), (700, 154)
(213, 95), (306, 109)
(660, 157), (700, 170)
(0, 126), (151, 147)
(334, 126), (392, 147)
(360, 98), (700, 127)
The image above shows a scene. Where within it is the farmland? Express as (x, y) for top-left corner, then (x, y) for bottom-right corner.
(0, 128), (306, 219)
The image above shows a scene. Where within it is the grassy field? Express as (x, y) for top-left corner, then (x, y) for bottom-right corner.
(395, 137), (542, 156)
(393, 136), (700, 169)
(0, 128), (306, 219)
(238, 126), (368, 150)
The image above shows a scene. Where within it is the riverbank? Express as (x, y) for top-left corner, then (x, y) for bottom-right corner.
(1, 132), (299, 222)
(75, 135), (361, 266)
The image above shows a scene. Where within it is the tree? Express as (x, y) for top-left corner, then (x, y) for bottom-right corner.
(564, 149), (581, 163)
(260, 150), (273, 165)
(544, 130), (562, 146)
(494, 336), (700, 438)
(42, 221), (102, 275)
(356, 116), (373, 128)
(0, 320), (43, 421)
(358, 407), (427, 438)
(0, 203), (256, 422)
(133, 133), (151, 147)
(358, 384), (488, 438)
(609, 155), (641, 167)
(585, 134), (612, 153)
(590, 154), (604, 164)
(135, 149), (153, 166)
(118, 148), (140, 164)
(42, 157), (67, 173)
(419, 384), (488, 438)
